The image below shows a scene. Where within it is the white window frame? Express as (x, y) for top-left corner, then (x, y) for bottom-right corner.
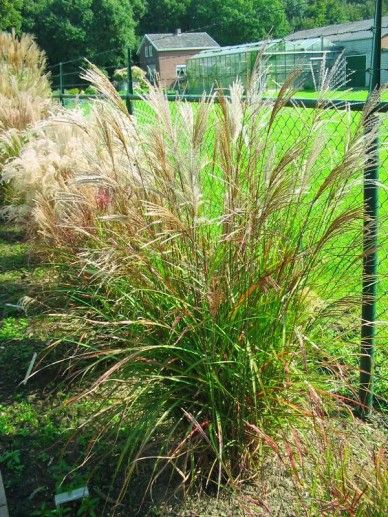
(145, 46), (149, 58)
(176, 64), (187, 77)
(149, 45), (153, 57)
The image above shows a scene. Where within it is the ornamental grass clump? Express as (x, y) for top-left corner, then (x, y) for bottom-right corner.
(0, 30), (52, 190)
(17, 64), (378, 500)
(0, 30), (51, 132)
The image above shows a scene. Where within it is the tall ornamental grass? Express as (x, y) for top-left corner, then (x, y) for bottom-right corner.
(5, 64), (380, 501)
(0, 30), (52, 200)
(0, 31), (51, 131)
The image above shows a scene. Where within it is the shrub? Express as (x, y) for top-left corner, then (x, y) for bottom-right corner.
(114, 65), (148, 91)
(65, 87), (82, 96)
(7, 63), (379, 501)
(0, 31), (51, 132)
(113, 67), (127, 82)
(84, 85), (97, 95)
(1, 120), (89, 223)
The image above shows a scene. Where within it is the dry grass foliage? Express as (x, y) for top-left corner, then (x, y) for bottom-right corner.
(0, 31), (52, 182)
(252, 389), (388, 516)
(5, 62), (385, 508)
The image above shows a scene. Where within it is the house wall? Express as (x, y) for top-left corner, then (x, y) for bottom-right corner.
(334, 37), (388, 87)
(157, 50), (201, 88)
(382, 50), (388, 84)
(335, 38), (373, 88)
(138, 41), (158, 81)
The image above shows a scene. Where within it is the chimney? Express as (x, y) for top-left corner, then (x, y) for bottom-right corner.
(175, 28), (182, 36)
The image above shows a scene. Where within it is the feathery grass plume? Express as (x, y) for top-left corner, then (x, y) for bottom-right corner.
(1, 118), (92, 225)
(25, 62), (380, 505)
(0, 30), (51, 131)
(0, 30), (53, 199)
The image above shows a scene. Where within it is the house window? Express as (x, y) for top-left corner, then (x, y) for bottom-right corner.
(145, 46), (148, 58)
(149, 46), (153, 57)
(176, 64), (186, 78)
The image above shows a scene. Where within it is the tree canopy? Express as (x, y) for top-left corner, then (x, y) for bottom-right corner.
(21, 0), (140, 67)
(140, 0), (191, 34)
(0, 0), (23, 32)
(186, 0), (290, 46)
(1, 0), (387, 66)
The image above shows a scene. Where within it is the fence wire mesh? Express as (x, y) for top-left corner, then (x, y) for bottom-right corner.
(131, 101), (387, 305)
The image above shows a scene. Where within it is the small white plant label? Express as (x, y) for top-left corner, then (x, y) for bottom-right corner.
(54, 486), (89, 506)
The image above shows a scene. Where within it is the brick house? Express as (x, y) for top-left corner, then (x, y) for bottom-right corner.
(138, 29), (219, 88)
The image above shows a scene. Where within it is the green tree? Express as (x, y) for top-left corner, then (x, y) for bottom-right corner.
(302, 0), (347, 29)
(21, 0), (141, 67)
(139, 0), (191, 34)
(187, 0), (289, 46)
(284, 1), (388, 32)
(86, 0), (139, 65)
(0, 0), (23, 31)
(345, 1), (388, 19)
(282, 0), (309, 30)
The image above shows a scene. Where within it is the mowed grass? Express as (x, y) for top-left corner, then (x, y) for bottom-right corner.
(294, 89), (388, 102)
(60, 87), (388, 113)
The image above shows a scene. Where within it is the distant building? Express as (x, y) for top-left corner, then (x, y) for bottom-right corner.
(287, 16), (388, 88)
(186, 38), (340, 94)
(138, 29), (220, 89)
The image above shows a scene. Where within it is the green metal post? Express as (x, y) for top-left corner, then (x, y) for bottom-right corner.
(360, 0), (382, 417)
(59, 62), (64, 106)
(126, 48), (133, 115)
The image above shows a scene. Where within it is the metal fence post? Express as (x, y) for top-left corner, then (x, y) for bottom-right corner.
(59, 62), (64, 106)
(360, 0), (382, 417)
(126, 48), (133, 115)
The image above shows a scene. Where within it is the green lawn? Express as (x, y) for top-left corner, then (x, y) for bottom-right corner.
(130, 97), (388, 287)
(293, 90), (388, 101)
(59, 87), (388, 112)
